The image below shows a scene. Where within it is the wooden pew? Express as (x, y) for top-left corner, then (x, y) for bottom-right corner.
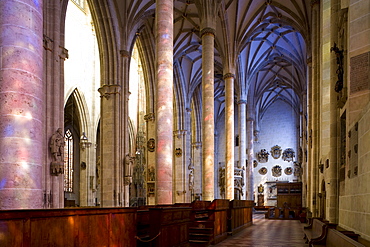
(303, 218), (328, 245)
(0, 207), (137, 247)
(311, 228), (365, 247)
(227, 200), (253, 235)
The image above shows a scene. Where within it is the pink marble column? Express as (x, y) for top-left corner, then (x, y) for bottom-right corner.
(155, 0), (173, 205)
(0, 0), (44, 209)
(224, 73), (234, 200)
(201, 27), (215, 201)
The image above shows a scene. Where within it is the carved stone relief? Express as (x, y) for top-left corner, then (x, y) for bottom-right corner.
(270, 145), (282, 159)
(50, 128), (64, 175)
(257, 149), (269, 163)
(272, 165), (282, 177)
(282, 148), (295, 162)
(258, 167), (267, 175)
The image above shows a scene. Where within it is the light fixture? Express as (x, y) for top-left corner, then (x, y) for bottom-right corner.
(80, 132), (92, 150)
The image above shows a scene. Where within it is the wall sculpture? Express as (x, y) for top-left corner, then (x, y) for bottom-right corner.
(282, 148), (295, 162)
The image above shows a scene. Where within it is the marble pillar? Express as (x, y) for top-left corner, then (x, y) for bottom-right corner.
(238, 100), (247, 199)
(0, 0), (44, 209)
(224, 73), (234, 200)
(201, 27), (215, 201)
(155, 0), (173, 205)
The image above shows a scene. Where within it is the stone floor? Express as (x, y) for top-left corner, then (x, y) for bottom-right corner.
(214, 212), (308, 247)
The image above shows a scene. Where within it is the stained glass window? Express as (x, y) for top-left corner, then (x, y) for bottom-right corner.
(64, 129), (74, 192)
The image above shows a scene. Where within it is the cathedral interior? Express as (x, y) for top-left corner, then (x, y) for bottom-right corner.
(1, 0), (370, 245)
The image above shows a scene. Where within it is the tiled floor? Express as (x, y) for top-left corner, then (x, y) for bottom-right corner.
(214, 212), (308, 247)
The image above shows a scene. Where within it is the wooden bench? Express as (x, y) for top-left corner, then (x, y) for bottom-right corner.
(303, 218), (328, 245)
(312, 228), (365, 247)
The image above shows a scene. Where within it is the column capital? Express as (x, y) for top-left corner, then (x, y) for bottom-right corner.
(120, 50), (130, 58)
(98, 84), (121, 99)
(201, 27), (216, 37)
(192, 142), (202, 150)
(174, 130), (187, 139)
(144, 113), (155, 122)
(223, 73), (235, 80)
(238, 100), (247, 105)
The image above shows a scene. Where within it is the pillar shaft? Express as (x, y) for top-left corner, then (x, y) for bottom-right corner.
(155, 0), (173, 205)
(99, 85), (121, 207)
(225, 74), (234, 200)
(246, 103), (255, 201)
(0, 0), (44, 209)
(238, 100), (247, 199)
(201, 28), (215, 201)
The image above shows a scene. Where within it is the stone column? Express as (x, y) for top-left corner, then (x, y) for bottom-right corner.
(238, 100), (247, 199)
(224, 73), (234, 200)
(0, 0), (44, 209)
(327, 0), (340, 223)
(98, 84), (121, 207)
(246, 103), (255, 201)
(201, 27), (216, 201)
(309, 0), (320, 217)
(155, 0), (173, 205)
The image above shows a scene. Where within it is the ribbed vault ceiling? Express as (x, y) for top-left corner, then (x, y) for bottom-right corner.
(110, 0), (311, 122)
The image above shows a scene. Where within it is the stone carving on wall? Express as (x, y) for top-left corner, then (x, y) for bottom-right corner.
(219, 166), (225, 197)
(258, 167), (267, 175)
(270, 145), (282, 159)
(188, 158), (194, 191)
(96, 156), (101, 187)
(294, 162), (303, 180)
(257, 149), (269, 163)
(147, 138), (155, 152)
(272, 165), (282, 177)
(50, 128), (65, 175)
(175, 148), (182, 157)
(148, 166), (155, 182)
(284, 167), (293, 175)
(282, 148), (295, 162)
(234, 167), (244, 198)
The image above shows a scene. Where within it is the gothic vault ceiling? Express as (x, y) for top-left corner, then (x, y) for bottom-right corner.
(107, 0), (311, 122)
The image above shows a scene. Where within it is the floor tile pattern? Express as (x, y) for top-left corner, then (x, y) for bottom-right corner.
(214, 212), (308, 247)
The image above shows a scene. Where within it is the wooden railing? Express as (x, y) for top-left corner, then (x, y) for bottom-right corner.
(0, 207), (137, 247)
(0, 200), (254, 247)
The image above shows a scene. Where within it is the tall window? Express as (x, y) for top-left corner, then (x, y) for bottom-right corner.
(64, 129), (74, 192)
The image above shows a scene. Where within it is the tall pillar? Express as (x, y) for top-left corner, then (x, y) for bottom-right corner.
(309, 0), (321, 217)
(328, 0), (340, 223)
(246, 103), (255, 201)
(98, 84), (121, 207)
(238, 100), (247, 199)
(0, 0), (44, 209)
(43, 0), (65, 208)
(155, 0), (173, 205)
(201, 27), (216, 201)
(224, 73), (235, 200)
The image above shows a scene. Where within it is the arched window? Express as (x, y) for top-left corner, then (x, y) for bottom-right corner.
(64, 129), (74, 192)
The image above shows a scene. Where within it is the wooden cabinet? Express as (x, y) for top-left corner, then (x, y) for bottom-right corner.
(276, 182), (302, 208)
